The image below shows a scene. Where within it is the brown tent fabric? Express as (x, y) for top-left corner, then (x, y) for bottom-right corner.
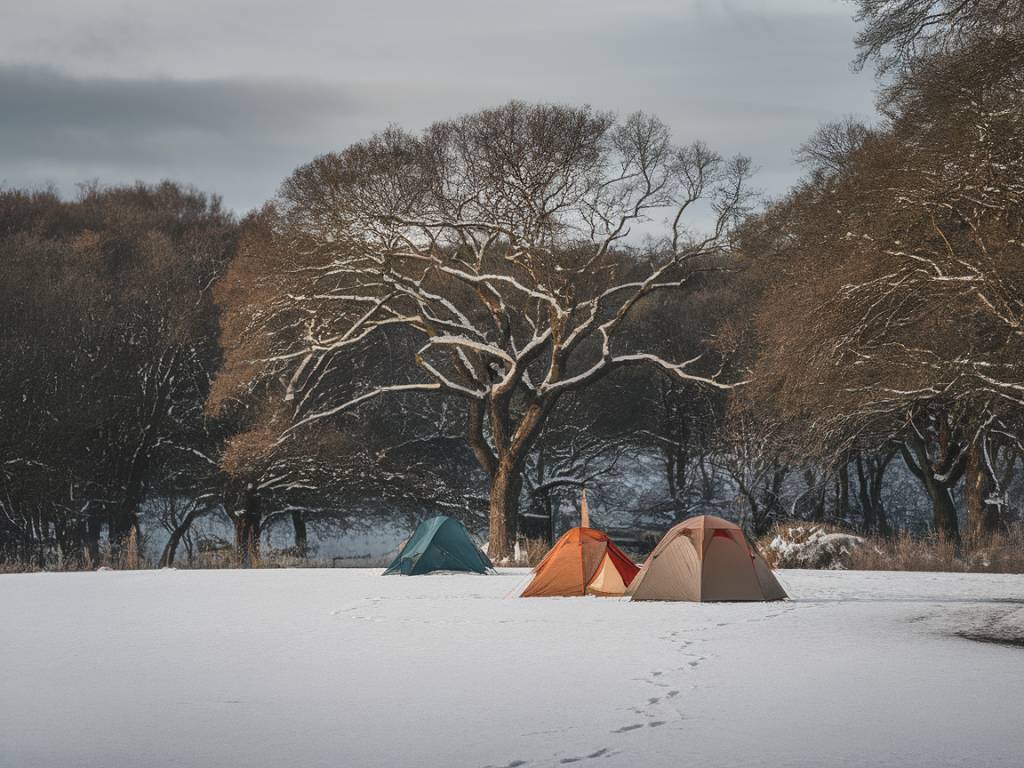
(521, 527), (640, 597)
(627, 515), (787, 602)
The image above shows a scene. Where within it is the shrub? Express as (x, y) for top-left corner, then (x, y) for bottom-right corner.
(760, 522), (869, 569)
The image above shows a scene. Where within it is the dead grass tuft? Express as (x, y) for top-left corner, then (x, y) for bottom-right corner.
(759, 520), (1024, 573)
(522, 538), (552, 567)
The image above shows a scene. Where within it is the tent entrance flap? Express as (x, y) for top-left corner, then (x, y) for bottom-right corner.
(587, 554), (627, 596)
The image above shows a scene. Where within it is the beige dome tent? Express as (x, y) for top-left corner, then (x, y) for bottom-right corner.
(627, 515), (786, 602)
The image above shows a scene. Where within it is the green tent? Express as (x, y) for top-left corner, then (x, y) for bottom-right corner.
(383, 516), (493, 575)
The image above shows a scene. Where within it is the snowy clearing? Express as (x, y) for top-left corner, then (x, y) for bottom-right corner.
(2, 568), (1023, 768)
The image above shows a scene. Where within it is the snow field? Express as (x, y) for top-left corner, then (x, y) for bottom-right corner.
(1, 568), (1022, 767)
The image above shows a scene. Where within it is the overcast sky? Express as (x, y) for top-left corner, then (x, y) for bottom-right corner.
(1, 0), (879, 214)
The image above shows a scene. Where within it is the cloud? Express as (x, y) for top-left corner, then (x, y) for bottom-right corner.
(0, 0), (878, 213)
(1, 67), (370, 210)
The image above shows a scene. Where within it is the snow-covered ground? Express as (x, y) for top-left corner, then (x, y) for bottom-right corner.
(1, 568), (1022, 768)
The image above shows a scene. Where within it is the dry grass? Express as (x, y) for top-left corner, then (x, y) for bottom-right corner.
(5, 525), (1021, 575)
(488, 538), (551, 567)
(521, 538), (552, 567)
(181, 549), (340, 569)
(0, 547), (340, 573)
(0, 562), (43, 574)
(759, 520), (1024, 574)
(849, 527), (1024, 573)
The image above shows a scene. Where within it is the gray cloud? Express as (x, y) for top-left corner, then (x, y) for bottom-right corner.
(0, 1), (878, 213)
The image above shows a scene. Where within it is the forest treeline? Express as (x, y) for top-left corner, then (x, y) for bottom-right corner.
(2, 0), (1022, 567)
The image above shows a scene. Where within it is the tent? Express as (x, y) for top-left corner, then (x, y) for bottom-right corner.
(521, 527), (640, 597)
(627, 515), (786, 602)
(383, 516), (493, 575)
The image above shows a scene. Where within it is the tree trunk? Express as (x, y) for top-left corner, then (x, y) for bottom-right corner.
(856, 453), (878, 535)
(488, 463), (521, 561)
(665, 448), (680, 518)
(804, 468), (825, 522)
(664, 441), (690, 522)
(964, 438), (1002, 541)
(159, 506), (205, 568)
(111, 348), (180, 559)
(931, 486), (959, 540)
(291, 511), (308, 556)
(485, 395), (551, 561)
(82, 512), (102, 565)
(108, 508), (140, 561)
(233, 486), (261, 568)
(544, 490), (554, 545)
(901, 436), (961, 541)
(856, 448), (894, 537)
(837, 461), (850, 523)
(756, 466), (787, 537)
(873, 482), (891, 538)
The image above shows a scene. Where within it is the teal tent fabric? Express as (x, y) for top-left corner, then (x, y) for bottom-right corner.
(383, 516), (493, 575)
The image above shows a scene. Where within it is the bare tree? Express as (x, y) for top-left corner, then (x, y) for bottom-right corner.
(851, 0), (1023, 76)
(716, 407), (790, 537)
(740, 25), (1024, 539)
(795, 117), (872, 177)
(213, 102), (752, 558)
(0, 184), (236, 566)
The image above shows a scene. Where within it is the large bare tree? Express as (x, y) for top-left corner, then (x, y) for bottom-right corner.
(741, 25), (1024, 540)
(214, 102), (751, 558)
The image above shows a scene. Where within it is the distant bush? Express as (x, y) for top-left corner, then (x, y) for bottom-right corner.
(761, 522), (869, 569)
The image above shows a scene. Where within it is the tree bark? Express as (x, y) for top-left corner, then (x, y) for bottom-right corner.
(485, 396), (553, 560)
(158, 506), (205, 568)
(291, 510), (308, 556)
(837, 461), (851, 523)
(803, 468), (825, 522)
(855, 451), (893, 537)
(964, 437), (1002, 541)
(488, 462), (521, 561)
(900, 437), (960, 540)
(233, 486), (262, 568)
(931, 486), (959, 540)
(108, 508), (140, 561)
(544, 490), (554, 545)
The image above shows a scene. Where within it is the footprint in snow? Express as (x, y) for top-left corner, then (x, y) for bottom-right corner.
(559, 747), (610, 763)
(612, 724), (644, 734)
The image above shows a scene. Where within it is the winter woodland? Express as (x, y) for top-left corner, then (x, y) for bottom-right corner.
(2, 0), (1024, 569)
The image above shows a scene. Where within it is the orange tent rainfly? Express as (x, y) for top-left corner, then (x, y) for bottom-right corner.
(521, 526), (640, 598)
(627, 515), (787, 602)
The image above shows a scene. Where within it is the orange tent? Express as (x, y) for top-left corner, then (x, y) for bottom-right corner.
(627, 515), (787, 602)
(521, 527), (640, 597)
